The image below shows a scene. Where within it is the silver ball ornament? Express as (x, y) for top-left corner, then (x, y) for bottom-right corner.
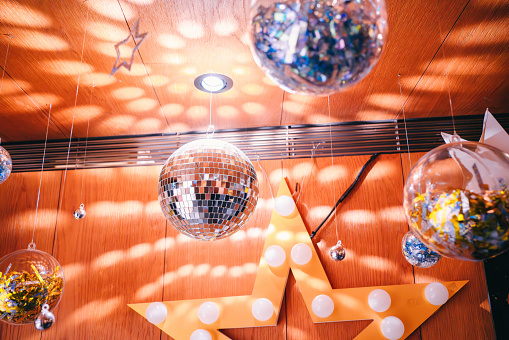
(158, 139), (259, 241)
(329, 240), (346, 261)
(34, 304), (55, 330)
(73, 204), (86, 220)
(0, 145), (12, 184)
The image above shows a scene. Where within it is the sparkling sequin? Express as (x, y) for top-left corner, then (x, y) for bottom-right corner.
(401, 232), (441, 268)
(249, 0), (387, 95)
(158, 139), (259, 241)
(0, 146), (12, 184)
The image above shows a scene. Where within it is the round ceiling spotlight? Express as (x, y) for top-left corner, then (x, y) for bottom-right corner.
(194, 73), (233, 93)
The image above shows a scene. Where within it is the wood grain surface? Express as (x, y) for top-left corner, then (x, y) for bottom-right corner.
(0, 0), (508, 142)
(0, 155), (495, 339)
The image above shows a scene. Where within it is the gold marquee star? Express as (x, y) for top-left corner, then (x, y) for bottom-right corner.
(129, 178), (466, 339)
(110, 18), (148, 76)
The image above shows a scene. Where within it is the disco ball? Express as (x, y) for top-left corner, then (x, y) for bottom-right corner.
(249, 0), (387, 96)
(158, 139), (259, 241)
(401, 231), (441, 268)
(0, 248), (64, 325)
(0, 145), (12, 184)
(403, 141), (509, 261)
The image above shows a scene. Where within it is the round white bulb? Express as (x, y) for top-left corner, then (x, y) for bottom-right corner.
(311, 294), (334, 318)
(424, 282), (449, 306)
(201, 76), (225, 92)
(368, 289), (391, 313)
(190, 329), (212, 340)
(380, 316), (405, 340)
(198, 301), (220, 324)
(251, 298), (274, 321)
(145, 302), (168, 325)
(264, 245), (286, 267)
(274, 195), (295, 216)
(291, 243), (313, 265)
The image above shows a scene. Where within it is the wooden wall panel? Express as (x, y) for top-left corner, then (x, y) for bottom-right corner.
(0, 170), (62, 340)
(0, 155), (495, 339)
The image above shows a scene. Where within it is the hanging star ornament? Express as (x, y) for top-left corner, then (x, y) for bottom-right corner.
(129, 179), (467, 340)
(110, 18), (148, 76)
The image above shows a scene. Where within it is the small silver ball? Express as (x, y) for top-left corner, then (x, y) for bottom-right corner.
(73, 204), (86, 220)
(329, 240), (346, 262)
(34, 305), (55, 330)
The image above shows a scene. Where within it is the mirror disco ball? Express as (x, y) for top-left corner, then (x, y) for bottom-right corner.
(403, 142), (509, 261)
(249, 0), (387, 96)
(158, 139), (259, 241)
(0, 145), (12, 184)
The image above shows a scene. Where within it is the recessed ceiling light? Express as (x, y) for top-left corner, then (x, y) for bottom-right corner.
(194, 73), (233, 93)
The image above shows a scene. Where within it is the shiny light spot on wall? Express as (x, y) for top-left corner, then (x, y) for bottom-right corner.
(340, 209), (375, 225)
(126, 98), (158, 112)
(283, 101), (307, 116)
(308, 206), (333, 220)
(159, 53), (186, 65)
(213, 19), (239, 36)
(0, 3), (52, 27)
(317, 165), (348, 183)
(128, 243), (152, 259)
(85, 1), (135, 21)
(217, 105), (239, 119)
(137, 118), (162, 131)
(355, 110), (394, 120)
(162, 103), (185, 117)
(242, 102), (265, 115)
(229, 266), (243, 277)
(157, 33), (186, 49)
(99, 115), (136, 131)
(291, 162), (314, 179)
(112, 87), (144, 100)
(88, 22), (129, 42)
(28, 93), (63, 106)
(178, 264), (194, 277)
(210, 265), (228, 277)
(247, 228), (264, 239)
(169, 83), (190, 94)
(230, 230), (246, 241)
(68, 297), (122, 325)
(85, 72), (117, 86)
(177, 20), (204, 39)
(136, 282), (159, 300)
(195, 264), (211, 276)
(181, 67), (197, 75)
(380, 206), (405, 222)
(359, 255), (397, 271)
(0, 79), (31, 94)
(144, 75), (169, 87)
(42, 60), (93, 76)
(241, 84), (265, 96)
(368, 93), (404, 110)
(154, 237), (176, 251)
(244, 262), (258, 274)
(93, 250), (124, 268)
(58, 105), (103, 122)
(165, 122), (190, 133)
(62, 263), (84, 282)
(11, 31), (69, 51)
(232, 67), (247, 75)
(144, 200), (161, 215)
(186, 105), (208, 119)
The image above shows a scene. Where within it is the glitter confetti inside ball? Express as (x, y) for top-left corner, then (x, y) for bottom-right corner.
(249, 0), (387, 96)
(158, 139), (259, 241)
(0, 145), (12, 184)
(403, 142), (509, 261)
(0, 249), (64, 325)
(401, 231), (441, 268)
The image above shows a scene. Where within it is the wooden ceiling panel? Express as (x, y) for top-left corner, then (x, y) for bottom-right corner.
(0, 0), (508, 142)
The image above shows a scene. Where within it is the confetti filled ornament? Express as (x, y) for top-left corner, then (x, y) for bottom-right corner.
(249, 0), (387, 96)
(401, 231), (441, 268)
(34, 304), (55, 330)
(329, 240), (346, 261)
(158, 139), (259, 241)
(73, 203), (86, 220)
(0, 145), (12, 185)
(0, 248), (64, 325)
(404, 142), (509, 261)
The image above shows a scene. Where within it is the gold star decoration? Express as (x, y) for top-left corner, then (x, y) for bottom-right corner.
(110, 19), (148, 76)
(129, 178), (466, 339)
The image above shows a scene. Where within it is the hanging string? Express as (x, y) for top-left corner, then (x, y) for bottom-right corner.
(29, 105), (52, 249)
(327, 96), (340, 240)
(206, 71), (215, 138)
(398, 74), (412, 169)
(294, 142), (321, 204)
(0, 34), (13, 94)
(79, 83), (95, 204)
(255, 155), (274, 201)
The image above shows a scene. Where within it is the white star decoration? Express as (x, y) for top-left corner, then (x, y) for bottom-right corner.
(129, 178), (466, 339)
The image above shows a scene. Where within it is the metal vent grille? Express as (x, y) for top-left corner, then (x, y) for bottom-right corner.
(3, 114), (508, 173)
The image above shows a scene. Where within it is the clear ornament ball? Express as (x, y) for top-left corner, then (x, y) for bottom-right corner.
(158, 139), (259, 241)
(403, 141), (509, 261)
(0, 145), (12, 184)
(329, 240), (346, 261)
(73, 204), (86, 220)
(34, 304), (55, 330)
(249, 0), (387, 96)
(0, 248), (64, 325)
(401, 231), (441, 268)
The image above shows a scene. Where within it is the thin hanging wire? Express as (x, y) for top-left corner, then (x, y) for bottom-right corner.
(79, 83), (95, 204)
(0, 34), (13, 94)
(398, 74), (412, 170)
(256, 155), (274, 201)
(56, 6), (91, 220)
(206, 71), (215, 138)
(327, 96), (339, 240)
(29, 105), (52, 249)
(294, 142), (321, 204)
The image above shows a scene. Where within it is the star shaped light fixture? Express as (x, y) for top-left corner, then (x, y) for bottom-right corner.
(129, 178), (466, 340)
(110, 19), (148, 76)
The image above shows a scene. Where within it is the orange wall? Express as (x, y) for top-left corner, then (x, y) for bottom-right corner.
(0, 154), (494, 339)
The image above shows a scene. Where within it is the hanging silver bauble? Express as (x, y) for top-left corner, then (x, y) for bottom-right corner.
(329, 240), (346, 261)
(0, 145), (12, 185)
(34, 304), (55, 330)
(73, 204), (86, 220)
(158, 139), (259, 241)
